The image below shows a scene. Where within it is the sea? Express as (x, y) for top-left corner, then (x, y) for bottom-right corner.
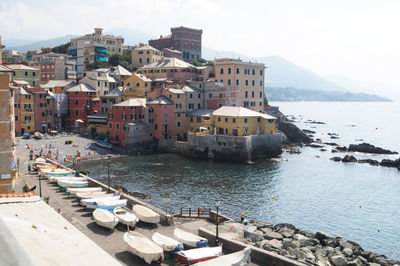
(81, 101), (400, 259)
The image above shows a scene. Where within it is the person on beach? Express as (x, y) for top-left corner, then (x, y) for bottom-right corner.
(114, 189), (122, 196)
(241, 212), (245, 223)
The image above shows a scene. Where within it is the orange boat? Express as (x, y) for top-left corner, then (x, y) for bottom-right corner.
(36, 164), (59, 170)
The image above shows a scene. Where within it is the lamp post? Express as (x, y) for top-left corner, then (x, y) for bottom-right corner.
(162, 193), (170, 219)
(107, 155), (111, 193)
(215, 199), (220, 245)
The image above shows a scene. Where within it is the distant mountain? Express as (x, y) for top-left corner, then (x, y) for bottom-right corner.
(4, 35), (77, 52)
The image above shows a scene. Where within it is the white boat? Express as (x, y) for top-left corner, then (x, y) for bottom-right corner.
(152, 232), (183, 253)
(113, 207), (139, 227)
(56, 177), (87, 185)
(82, 196), (120, 208)
(58, 180), (88, 189)
(132, 204), (160, 224)
(96, 199), (127, 210)
(177, 246), (223, 265)
(93, 209), (119, 230)
(123, 231), (164, 264)
(96, 141), (112, 149)
(193, 247), (252, 266)
(48, 175), (76, 183)
(174, 228), (208, 248)
(39, 168), (73, 175)
(75, 191), (108, 200)
(34, 157), (46, 165)
(66, 187), (103, 195)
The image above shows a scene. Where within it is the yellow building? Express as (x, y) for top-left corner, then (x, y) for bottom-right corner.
(8, 64), (40, 86)
(137, 57), (195, 80)
(123, 73), (152, 98)
(132, 45), (163, 68)
(190, 110), (214, 132)
(19, 87), (35, 133)
(190, 106), (277, 136)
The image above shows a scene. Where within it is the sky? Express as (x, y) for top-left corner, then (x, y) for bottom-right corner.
(1, 0), (399, 94)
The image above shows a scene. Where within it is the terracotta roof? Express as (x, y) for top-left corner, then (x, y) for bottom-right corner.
(0, 192), (36, 198)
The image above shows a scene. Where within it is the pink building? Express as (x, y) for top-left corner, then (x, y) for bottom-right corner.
(66, 84), (99, 127)
(26, 86), (55, 132)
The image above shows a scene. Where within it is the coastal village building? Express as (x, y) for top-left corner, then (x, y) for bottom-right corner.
(123, 73), (152, 98)
(0, 65), (17, 192)
(162, 48), (183, 60)
(66, 84), (99, 127)
(26, 87), (55, 132)
(8, 64), (40, 86)
(131, 45), (163, 69)
(30, 53), (66, 83)
(214, 58), (265, 112)
(147, 96), (175, 140)
(68, 28), (124, 78)
(149, 26), (202, 62)
(2, 50), (23, 63)
(16, 85), (35, 134)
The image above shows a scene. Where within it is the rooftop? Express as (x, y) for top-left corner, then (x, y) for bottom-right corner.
(41, 80), (74, 88)
(133, 73), (152, 82)
(102, 87), (123, 97)
(147, 96), (174, 105)
(191, 109), (214, 117)
(0, 64), (12, 72)
(140, 57), (194, 69)
(135, 45), (160, 52)
(113, 98), (146, 107)
(6, 64), (39, 71)
(67, 83), (96, 92)
(213, 106), (277, 120)
(112, 65), (132, 76)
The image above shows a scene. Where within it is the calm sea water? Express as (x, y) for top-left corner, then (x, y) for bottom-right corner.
(82, 101), (400, 259)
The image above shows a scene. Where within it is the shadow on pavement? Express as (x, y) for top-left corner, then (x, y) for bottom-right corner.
(86, 221), (114, 236)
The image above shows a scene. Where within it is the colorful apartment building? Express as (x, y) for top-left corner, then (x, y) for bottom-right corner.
(137, 58), (206, 84)
(190, 106), (277, 136)
(68, 28), (124, 78)
(202, 81), (239, 110)
(131, 45), (163, 68)
(149, 26), (202, 62)
(213, 58), (265, 112)
(66, 84), (99, 127)
(0, 65), (17, 192)
(18, 87), (35, 134)
(107, 98), (147, 145)
(26, 87), (55, 132)
(31, 54), (66, 83)
(123, 73), (152, 98)
(8, 64), (40, 86)
(147, 96), (175, 140)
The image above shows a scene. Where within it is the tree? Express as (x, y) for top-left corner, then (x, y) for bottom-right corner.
(85, 61), (109, 70)
(51, 42), (70, 54)
(108, 54), (122, 66)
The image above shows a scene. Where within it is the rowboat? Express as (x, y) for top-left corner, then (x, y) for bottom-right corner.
(177, 246), (222, 264)
(39, 168), (73, 174)
(96, 141), (112, 149)
(82, 196), (120, 208)
(55, 177), (87, 185)
(66, 187), (103, 195)
(75, 191), (108, 200)
(174, 228), (208, 248)
(113, 207), (139, 227)
(93, 209), (119, 230)
(96, 199), (127, 210)
(132, 204), (160, 224)
(34, 158), (47, 165)
(152, 232), (183, 253)
(193, 247), (251, 266)
(36, 164), (58, 170)
(123, 231), (164, 264)
(58, 180), (88, 190)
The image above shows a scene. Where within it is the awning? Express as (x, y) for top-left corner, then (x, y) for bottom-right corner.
(95, 55), (108, 62)
(95, 47), (108, 54)
(67, 49), (77, 55)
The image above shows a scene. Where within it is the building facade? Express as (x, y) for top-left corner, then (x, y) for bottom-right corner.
(66, 84), (99, 127)
(131, 45), (163, 69)
(31, 55), (66, 83)
(213, 59), (265, 112)
(8, 64), (40, 86)
(27, 87), (55, 132)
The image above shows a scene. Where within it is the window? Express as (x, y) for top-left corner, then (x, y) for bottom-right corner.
(245, 91), (248, 98)
(245, 80), (248, 86)
(190, 93), (193, 98)
(218, 117), (221, 122)
(155, 124), (158, 130)
(122, 114), (126, 120)
(25, 71), (28, 76)
(228, 68), (231, 74)
(42, 112), (45, 117)
(198, 93), (201, 99)
(97, 81), (100, 87)
(257, 117), (261, 122)
(224, 117), (228, 122)
(208, 93), (212, 98)
(177, 95), (180, 98)
(164, 114), (168, 121)
(260, 70), (263, 76)
(198, 103), (201, 109)
(236, 79), (239, 86)
(116, 123), (119, 130)
(219, 93), (222, 99)
(220, 68), (224, 74)
(252, 91), (255, 98)
(259, 102), (263, 106)
(139, 58), (142, 63)
(252, 69), (255, 75)
(260, 91), (263, 98)
(130, 114), (136, 120)
(252, 80), (255, 86)
(244, 118), (248, 123)
(75, 110), (79, 116)
(232, 118), (236, 123)
(75, 99), (79, 105)
(177, 122), (181, 127)
(236, 68), (240, 74)
(109, 123), (112, 129)
(15, 116), (18, 121)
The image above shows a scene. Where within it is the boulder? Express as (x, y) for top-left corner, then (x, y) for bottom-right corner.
(244, 227), (264, 242)
(342, 155), (357, 163)
(308, 143), (324, 148)
(254, 221), (274, 230)
(342, 247), (353, 257)
(347, 258), (363, 266)
(368, 263), (380, 266)
(280, 229), (295, 238)
(336, 146), (348, 152)
(278, 122), (313, 144)
(330, 156), (342, 161)
(330, 254), (347, 266)
(274, 223), (297, 232)
(298, 231), (316, 239)
(316, 231), (331, 241)
(282, 239), (300, 250)
(294, 234), (319, 247)
(348, 143), (398, 154)
(264, 230), (283, 240)
(269, 239), (283, 250)
(303, 129), (316, 134)
(322, 246), (336, 257)
(380, 159), (397, 168)
(324, 142), (339, 146)
(357, 159), (380, 166)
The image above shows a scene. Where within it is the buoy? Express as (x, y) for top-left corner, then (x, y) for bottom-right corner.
(272, 196), (275, 200)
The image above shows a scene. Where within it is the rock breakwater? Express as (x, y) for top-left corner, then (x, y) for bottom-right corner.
(244, 221), (400, 266)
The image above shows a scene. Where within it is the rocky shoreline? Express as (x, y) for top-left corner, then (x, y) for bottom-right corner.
(244, 220), (400, 266)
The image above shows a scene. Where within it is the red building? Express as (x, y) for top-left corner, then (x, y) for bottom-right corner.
(149, 26), (202, 62)
(107, 98), (147, 145)
(147, 96), (175, 140)
(66, 84), (99, 127)
(26, 86), (55, 132)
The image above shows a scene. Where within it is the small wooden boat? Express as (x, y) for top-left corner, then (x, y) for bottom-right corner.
(82, 196), (120, 208)
(96, 199), (127, 210)
(58, 180), (88, 190)
(152, 232), (183, 253)
(33, 132), (43, 139)
(36, 164), (58, 170)
(124, 231), (164, 264)
(75, 191), (108, 200)
(132, 204), (160, 224)
(56, 177), (87, 185)
(34, 158), (47, 166)
(66, 187), (103, 195)
(174, 228), (208, 248)
(177, 246), (222, 264)
(113, 207), (139, 227)
(193, 247), (251, 266)
(48, 174), (76, 183)
(96, 141), (112, 149)
(93, 209), (119, 229)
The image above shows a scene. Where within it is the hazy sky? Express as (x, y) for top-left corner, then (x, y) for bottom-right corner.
(1, 0), (400, 92)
